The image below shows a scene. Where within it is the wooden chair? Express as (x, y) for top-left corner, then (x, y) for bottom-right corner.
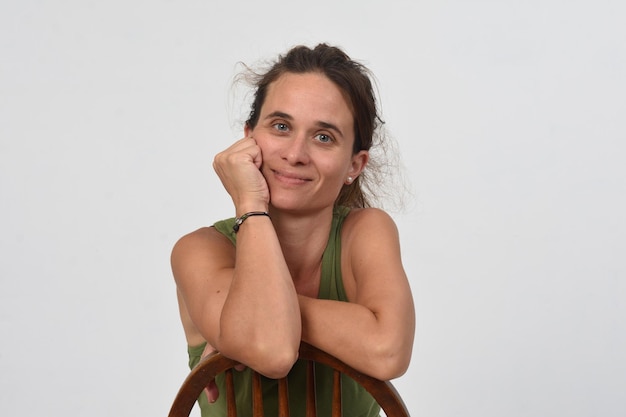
(169, 342), (410, 417)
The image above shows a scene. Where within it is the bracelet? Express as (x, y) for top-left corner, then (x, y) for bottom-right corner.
(232, 211), (270, 233)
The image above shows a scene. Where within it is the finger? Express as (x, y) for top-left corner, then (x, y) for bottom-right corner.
(204, 379), (220, 403)
(201, 342), (217, 358)
(214, 138), (260, 168)
(228, 136), (257, 152)
(251, 143), (263, 170)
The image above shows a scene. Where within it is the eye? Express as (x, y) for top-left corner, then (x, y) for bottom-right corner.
(315, 133), (333, 143)
(272, 122), (289, 132)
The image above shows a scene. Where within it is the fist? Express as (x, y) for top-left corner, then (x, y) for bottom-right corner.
(213, 137), (269, 213)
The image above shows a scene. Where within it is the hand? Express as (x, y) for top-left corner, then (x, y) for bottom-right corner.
(201, 342), (220, 403)
(213, 137), (269, 214)
(201, 342), (248, 403)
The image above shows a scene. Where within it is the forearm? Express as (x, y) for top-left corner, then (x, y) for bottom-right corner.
(217, 216), (301, 377)
(298, 295), (413, 380)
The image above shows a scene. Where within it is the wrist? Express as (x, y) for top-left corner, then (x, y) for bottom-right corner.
(233, 211), (271, 233)
(235, 202), (268, 218)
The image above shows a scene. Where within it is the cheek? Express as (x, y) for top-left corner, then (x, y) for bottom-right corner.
(251, 132), (273, 154)
(320, 159), (350, 182)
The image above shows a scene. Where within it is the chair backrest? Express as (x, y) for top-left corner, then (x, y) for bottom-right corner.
(169, 342), (410, 417)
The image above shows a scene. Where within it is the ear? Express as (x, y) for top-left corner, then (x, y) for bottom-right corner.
(244, 124), (251, 137)
(347, 150), (369, 180)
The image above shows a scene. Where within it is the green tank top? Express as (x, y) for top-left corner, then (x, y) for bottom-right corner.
(187, 206), (380, 417)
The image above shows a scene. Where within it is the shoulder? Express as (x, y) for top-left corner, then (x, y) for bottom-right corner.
(172, 226), (231, 252)
(171, 227), (235, 279)
(340, 208), (403, 274)
(342, 207), (400, 243)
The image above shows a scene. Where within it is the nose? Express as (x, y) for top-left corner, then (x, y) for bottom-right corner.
(281, 134), (310, 165)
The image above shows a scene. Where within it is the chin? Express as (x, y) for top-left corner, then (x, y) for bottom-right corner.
(269, 198), (306, 212)
(270, 198), (335, 216)
(268, 187), (337, 214)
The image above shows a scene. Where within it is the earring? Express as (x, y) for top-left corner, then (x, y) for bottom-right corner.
(346, 176), (353, 184)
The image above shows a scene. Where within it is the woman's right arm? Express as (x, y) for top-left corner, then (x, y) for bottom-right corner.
(171, 222), (301, 378)
(171, 139), (301, 378)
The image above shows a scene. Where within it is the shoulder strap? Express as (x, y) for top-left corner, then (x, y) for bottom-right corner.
(213, 217), (237, 246)
(318, 206), (350, 302)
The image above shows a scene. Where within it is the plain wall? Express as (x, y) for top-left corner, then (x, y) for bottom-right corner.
(1, 1), (624, 416)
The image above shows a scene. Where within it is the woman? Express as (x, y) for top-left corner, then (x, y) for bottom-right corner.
(171, 44), (415, 417)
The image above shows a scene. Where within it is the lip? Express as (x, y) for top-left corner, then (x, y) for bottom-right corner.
(271, 169), (312, 185)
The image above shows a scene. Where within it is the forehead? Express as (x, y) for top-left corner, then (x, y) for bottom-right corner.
(261, 72), (354, 128)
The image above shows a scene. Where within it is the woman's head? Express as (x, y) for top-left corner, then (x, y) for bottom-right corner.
(244, 44), (382, 208)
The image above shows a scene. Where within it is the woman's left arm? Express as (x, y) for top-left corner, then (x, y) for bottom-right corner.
(298, 208), (415, 381)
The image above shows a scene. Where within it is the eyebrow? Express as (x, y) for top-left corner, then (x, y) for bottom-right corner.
(265, 111), (345, 139)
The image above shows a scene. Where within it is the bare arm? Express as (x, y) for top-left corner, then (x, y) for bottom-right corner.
(172, 220), (301, 378)
(298, 208), (415, 380)
(171, 138), (301, 378)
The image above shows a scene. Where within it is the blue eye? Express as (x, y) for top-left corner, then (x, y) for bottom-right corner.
(315, 134), (333, 143)
(273, 123), (289, 132)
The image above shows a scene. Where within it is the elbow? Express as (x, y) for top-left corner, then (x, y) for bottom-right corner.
(241, 341), (299, 379)
(366, 342), (412, 381)
(255, 346), (299, 379)
(219, 334), (299, 379)
(369, 358), (410, 381)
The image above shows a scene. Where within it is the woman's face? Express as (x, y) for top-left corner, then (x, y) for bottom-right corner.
(246, 72), (368, 213)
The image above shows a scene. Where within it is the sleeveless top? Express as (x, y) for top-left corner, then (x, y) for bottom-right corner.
(187, 206), (380, 417)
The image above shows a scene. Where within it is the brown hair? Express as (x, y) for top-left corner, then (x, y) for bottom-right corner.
(244, 44), (384, 208)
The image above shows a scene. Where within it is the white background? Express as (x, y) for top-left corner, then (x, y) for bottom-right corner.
(1, 1), (625, 416)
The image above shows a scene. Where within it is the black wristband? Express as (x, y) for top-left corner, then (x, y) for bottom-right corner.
(232, 211), (270, 233)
